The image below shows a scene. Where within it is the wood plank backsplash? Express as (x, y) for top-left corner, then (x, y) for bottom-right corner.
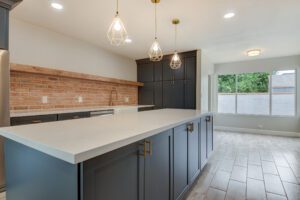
(10, 70), (138, 111)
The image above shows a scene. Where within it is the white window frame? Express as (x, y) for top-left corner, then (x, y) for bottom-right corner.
(216, 69), (297, 117)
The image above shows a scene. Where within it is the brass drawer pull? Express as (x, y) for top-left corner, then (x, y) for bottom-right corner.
(32, 120), (42, 123)
(139, 140), (152, 157)
(187, 123), (194, 133)
(73, 116), (80, 119)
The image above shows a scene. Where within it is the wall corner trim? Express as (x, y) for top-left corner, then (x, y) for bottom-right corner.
(214, 126), (300, 138)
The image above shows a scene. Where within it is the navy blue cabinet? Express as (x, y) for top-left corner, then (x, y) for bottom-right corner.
(145, 130), (173, 200)
(173, 124), (189, 200)
(137, 51), (197, 109)
(200, 117), (208, 169)
(188, 120), (200, 184)
(83, 142), (144, 200)
(206, 115), (214, 157)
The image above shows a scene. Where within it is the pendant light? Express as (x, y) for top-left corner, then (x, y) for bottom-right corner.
(148, 0), (163, 62)
(170, 19), (182, 69)
(107, 0), (128, 46)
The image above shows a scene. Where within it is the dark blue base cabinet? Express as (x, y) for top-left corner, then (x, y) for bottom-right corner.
(4, 115), (213, 200)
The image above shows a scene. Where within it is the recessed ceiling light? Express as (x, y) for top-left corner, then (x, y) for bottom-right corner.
(224, 12), (235, 19)
(125, 38), (132, 43)
(247, 49), (261, 57)
(51, 2), (64, 10)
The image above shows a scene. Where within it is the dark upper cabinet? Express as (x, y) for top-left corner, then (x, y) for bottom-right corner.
(83, 142), (144, 200)
(200, 117), (207, 169)
(206, 115), (213, 157)
(173, 124), (189, 200)
(185, 56), (196, 81)
(185, 80), (196, 109)
(162, 60), (173, 81)
(154, 82), (163, 109)
(163, 80), (185, 109)
(0, 7), (9, 50)
(138, 82), (154, 105)
(188, 120), (200, 184)
(137, 62), (154, 82)
(137, 51), (197, 110)
(154, 62), (163, 82)
(145, 130), (173, 200)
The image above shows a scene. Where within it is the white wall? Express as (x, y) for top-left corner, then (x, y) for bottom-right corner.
(213, 55), (300, 133)
(199, 51), (214, 111)
(9, 19), (137, 81)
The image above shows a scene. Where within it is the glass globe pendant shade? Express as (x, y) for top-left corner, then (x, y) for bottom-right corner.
(170, 52), (182, 69)
(149, 39), (163, 61)
(107, 14), (128, 46)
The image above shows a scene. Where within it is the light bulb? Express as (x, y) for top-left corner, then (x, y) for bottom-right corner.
(153, 43), (159, 51)
(113, 20), (122, 31)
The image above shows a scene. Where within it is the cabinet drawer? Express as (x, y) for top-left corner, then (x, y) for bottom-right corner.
(11, 114), (58, 126)
(57, 112), (90, 121)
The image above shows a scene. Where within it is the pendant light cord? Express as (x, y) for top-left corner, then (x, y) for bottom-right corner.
(175, 24), (177, 52)
(155, 3), (157, 40)
(116, 0), (119, 15)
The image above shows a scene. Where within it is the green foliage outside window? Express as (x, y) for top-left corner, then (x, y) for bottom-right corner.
(218, 72), (270, 93)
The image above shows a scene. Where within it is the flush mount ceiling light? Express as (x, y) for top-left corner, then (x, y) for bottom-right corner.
(107, 0), (128, 46)
(148, 0), (163, 62)
(51, 2), (64, 10)
(224, 12), (235, 19)
(247, 49), (261, 57)
(170, 19), (182, 70)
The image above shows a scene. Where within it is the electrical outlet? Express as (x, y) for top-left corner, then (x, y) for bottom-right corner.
(124, 97), (129, 103)
(42, 96), (48, 104)
(78, 96), (83, 103)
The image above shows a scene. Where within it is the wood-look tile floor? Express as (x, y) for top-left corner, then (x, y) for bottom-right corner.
(186, 131), (300, 200)
(1, 131), (299, 200)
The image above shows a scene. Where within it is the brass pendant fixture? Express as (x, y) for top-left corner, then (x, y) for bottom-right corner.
(148, 0), (163, 62)
(170, 18), (182, 69)
(107, 0), (128, 46)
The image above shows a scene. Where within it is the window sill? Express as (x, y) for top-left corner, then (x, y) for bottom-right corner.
(216, 113), (298, 119)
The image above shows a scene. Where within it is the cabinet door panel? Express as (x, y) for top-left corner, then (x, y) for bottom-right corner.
(185, 80), (196, 109)
(163, 80), (185, 109)
(185, 56), (196, 81)
(206, 115), (213, 157)
(163, 60), (185, 81)
(188, 120), (200, 183)
(173, 125), (188, 200)
(200, 117), (207, 169)
(139, 82), (154, 105)
(154, 82), (163, 109)
(154, 62), (163, 82)
(145, 130), (172, 200)
(83, 143), (144, 200)
(138, 63), (154, 82)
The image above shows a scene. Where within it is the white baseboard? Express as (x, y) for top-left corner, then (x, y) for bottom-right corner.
(214, 126), (300, 138)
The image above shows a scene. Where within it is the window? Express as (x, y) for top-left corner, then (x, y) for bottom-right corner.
(217, 70), (296, 116)
(271, 70), (296, 116)
(218, 75), (236, 114)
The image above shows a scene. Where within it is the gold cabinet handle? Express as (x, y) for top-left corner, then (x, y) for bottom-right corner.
(32, 120), (42, 123)
(139, 140), (152, 157)
(73, 116), (80, 119)
(145, 140), (152, 156)
(187, 122), (194, 133)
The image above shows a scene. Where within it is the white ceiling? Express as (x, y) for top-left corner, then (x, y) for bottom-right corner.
(10, 0), (300, 63)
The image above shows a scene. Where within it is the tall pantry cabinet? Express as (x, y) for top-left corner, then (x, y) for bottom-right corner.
(137, 51), (197, 109)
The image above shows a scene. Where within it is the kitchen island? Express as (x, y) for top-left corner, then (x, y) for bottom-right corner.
(0, 109), (213, 200)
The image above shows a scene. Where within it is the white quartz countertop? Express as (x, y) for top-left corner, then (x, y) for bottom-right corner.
(10, 105), (155, 117)
(0, 109), (211, 164)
